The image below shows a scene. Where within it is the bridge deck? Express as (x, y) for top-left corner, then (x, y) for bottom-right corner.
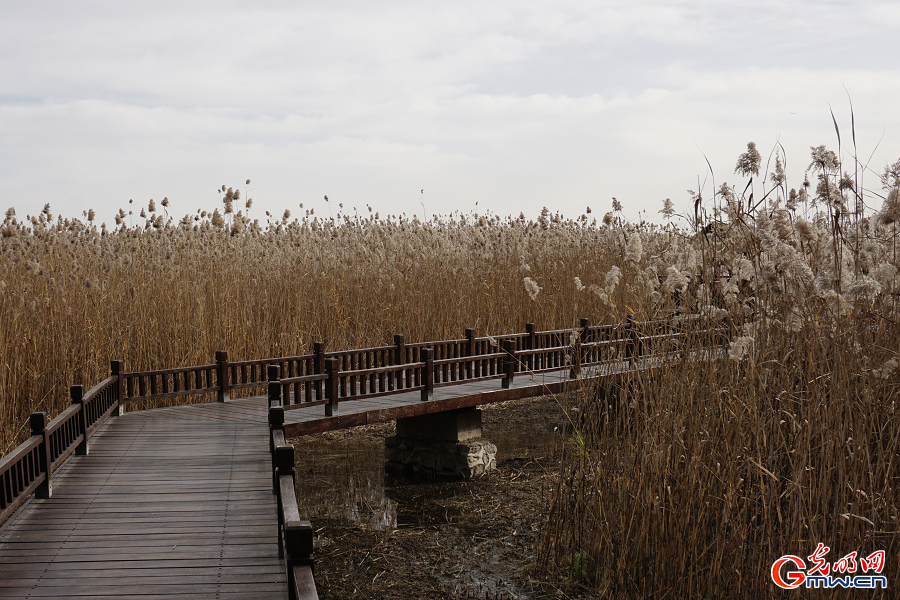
(0, 400), (286, 599)
(0, 362), (620, 598)
(282, 362), (618, 436)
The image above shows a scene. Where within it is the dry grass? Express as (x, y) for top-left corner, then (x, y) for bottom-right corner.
(0, 203), (674, 452)
(540, 322), (899, 597)
(2, 140), (899, 597)
(536, 145), (900, 597)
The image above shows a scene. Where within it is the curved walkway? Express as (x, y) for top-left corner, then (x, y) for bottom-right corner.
(0, 398), (285, 599)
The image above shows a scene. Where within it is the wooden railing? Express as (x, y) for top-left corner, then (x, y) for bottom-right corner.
(268, 366), (319, 600)
(0, 364), (122, 523)
(113, 315), (711, 412)
(0, 313), (723, 599)
(277, 315), (712, 414)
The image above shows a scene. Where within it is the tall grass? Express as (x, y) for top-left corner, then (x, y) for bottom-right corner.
(2, 137), (898, 596)
(0, 203), (675, 452)
(538, 143), (900, 597)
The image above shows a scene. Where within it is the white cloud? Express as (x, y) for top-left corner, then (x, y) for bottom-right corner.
(1, 1), (899, 223)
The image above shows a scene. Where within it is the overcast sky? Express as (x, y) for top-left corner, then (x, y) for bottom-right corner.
(2, 1), (899, 225)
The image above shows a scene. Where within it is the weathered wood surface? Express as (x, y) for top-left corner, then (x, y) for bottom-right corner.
(0, 355), (669, 598)
(282, 361), (625, 436)
(0, 398), (286, 599)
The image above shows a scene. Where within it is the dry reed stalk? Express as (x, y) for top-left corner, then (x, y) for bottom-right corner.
(1, 206), (678, 451)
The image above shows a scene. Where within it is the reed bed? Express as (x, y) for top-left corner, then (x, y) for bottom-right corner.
(538, 144), (900, 597)
(0, 202), (675, 452)
(1, 140), (898, 596)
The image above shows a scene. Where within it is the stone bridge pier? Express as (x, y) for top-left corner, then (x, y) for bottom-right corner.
(385, 407), (497, 479)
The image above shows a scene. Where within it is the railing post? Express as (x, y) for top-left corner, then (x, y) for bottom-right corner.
(325, 358), (340, 416)
(274, 444), (295, 562)
(268, 365), (281, 408)
(215, 350), (230, 402)
(465, 328), (475, 379)
(269, 404), (284, 453)
(570, 338), (581, 380)
(110, 360), (125, 416)
(525, 323), (536, 371)
(70, 385), (88, 456)
(392, 334), (405, 390)
(313, 342), (325, 401)
(285, 520), (315, 600)
(502, 339), (516, 389)
(625, 315), (634, 369)
(30, 412), (52, 499)
(421, 348), (434, 401)
(632, 315), (644, 358)
(269, 405), (284, 491)
(581, 317), (590, 369)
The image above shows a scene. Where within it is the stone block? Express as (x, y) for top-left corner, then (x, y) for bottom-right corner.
(385, 434), (497, 480)
(396, 407), (482, 442)
(442, 452), (464, 472)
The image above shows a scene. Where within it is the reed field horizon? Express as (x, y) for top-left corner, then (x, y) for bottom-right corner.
(2, 136), (899, 597)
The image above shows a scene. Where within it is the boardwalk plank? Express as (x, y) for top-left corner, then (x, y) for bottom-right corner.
(0, 356), (643, 599)
(0, 399), (287, 600)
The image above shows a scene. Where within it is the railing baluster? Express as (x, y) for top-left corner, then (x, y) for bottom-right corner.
(216, 350), (230, 402)
(29, 413), (51, 499)
(392, 335), (405, 391)
(502, 340), (516, 389)
(71, 385), (88, 456)
(421, 348), (434, 401)
(465, 328), (475, 379)
(313, 343), (325, 401)
(325, 358), (340, 416)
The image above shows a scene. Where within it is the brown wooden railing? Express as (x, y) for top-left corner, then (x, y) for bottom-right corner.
(113, 315), (709, 412)
(0, 313), (722, 600)
(0, 365), (122, 523)
(276, 315), (711, 414)
(268, 367), (318, 600)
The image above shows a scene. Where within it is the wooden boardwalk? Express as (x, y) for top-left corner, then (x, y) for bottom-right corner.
(0, 316), (716, 599)
(0, 399), (286, 599)
(281, 361), (618, 436)
(0, 364), (611, 598)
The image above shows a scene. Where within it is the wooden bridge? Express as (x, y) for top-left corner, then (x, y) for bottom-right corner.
(0, 316), (713, 599)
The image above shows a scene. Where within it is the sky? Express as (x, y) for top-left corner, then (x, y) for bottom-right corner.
(2, 1), (900, 226)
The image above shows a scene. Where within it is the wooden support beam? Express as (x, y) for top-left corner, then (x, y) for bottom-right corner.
(465, 328), (475, 379)
(29, 412), (51, 499)
(502, 339), (516, 389)
(392, 334), (405, 390)
(525, 323), (535, 371)
(70, 385), (88, 456)
(421, 348), (434, 401)
(215, 350), (230, 402)
(325, 358), (340, 416)
(110, 360), (124, 416)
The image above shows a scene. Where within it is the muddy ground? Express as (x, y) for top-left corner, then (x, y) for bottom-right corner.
(289, 395), (576, 600)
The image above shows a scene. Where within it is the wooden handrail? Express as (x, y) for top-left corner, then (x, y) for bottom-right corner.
(0, 313), (721, 597)
(124, 363), (218, 378)
(269, 385), (319, 600)
(0, 435), (45, 523)
(0, 366), (123, 525)
(279, 373), (330, 385)
(340, 361), (425, 378)
(108, 317), (705, 407)
(231, 354), (315, 367)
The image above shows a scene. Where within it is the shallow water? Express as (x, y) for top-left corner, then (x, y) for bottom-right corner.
(292, 399), (565, 530)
